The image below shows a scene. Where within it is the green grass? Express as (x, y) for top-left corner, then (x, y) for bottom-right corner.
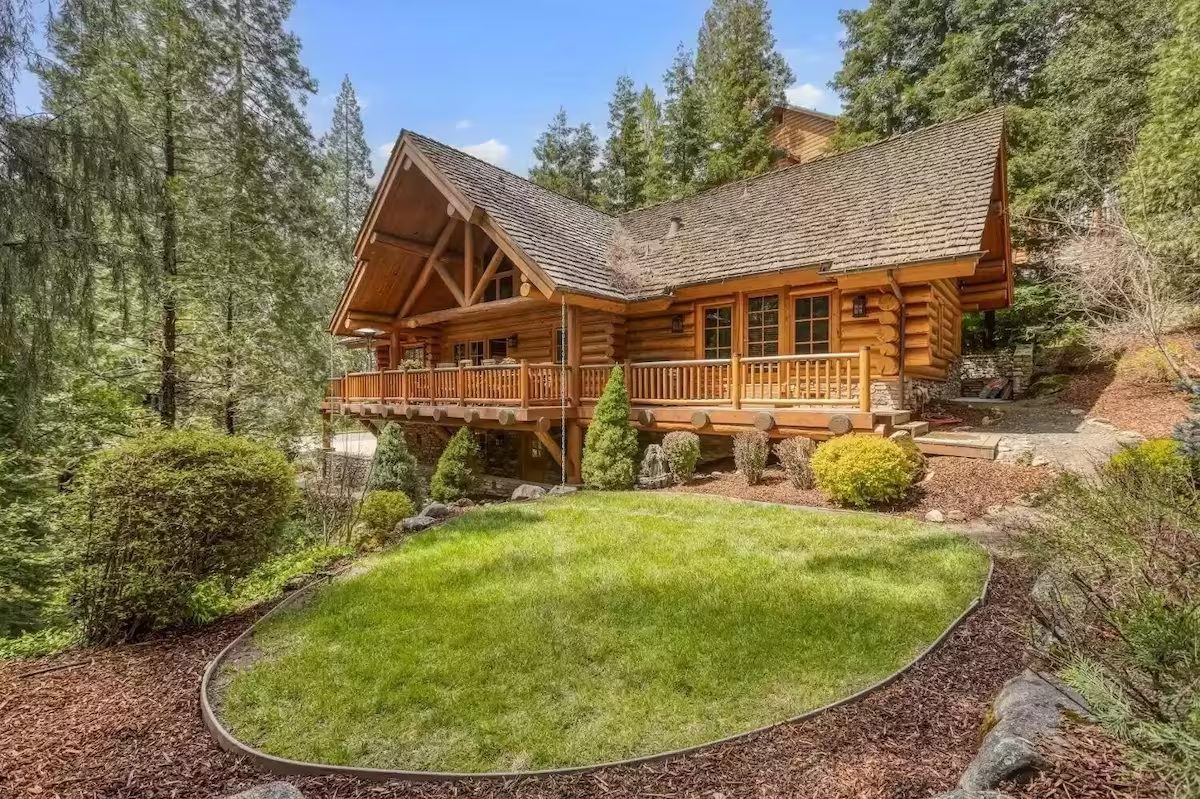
(221, 492), (988, 772)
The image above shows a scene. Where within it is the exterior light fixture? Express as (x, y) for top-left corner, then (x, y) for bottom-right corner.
(852, 295), (868, 318)
(354, 327), (382, 371)
(671, 314), (684, 334)
(507, 334), (519, 348)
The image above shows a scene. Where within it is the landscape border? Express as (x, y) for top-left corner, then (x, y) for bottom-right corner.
(200, 507), (995, 783)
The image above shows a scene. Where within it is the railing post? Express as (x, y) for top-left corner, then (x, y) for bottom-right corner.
(622, 360), (632, 400)
(428, 363), (436, 404)
(457, 363), (466, 405)
(519, 359), (530, 408)
(342, 373), (348, 403)
(379, 370), (385, 404)
(400, 368), (408, 405)
(859, 346), (872, 413)
(730, 354), (741, 410)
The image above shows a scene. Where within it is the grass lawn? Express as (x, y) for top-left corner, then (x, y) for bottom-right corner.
(220, 492), (988, 772)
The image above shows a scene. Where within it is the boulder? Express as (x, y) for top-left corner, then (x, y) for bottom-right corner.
(925, 509), (946, 523)
(637, 444), (673, 490)
(451, 497), (475, 509)
(548, 485), (578, 496)
(397, 515), (437, 533)
(958, 670), (1090, 792)
(228, 783), (304, 799)
(1117, 430), (1147, 446)
(511, 484), (547, 501)
(420, 501), (451, 518)
(946, 509), (968, 522)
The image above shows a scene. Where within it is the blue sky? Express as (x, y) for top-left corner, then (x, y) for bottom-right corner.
(14, 1), (862, 178)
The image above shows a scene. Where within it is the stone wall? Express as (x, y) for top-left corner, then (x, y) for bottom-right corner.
(949, 345), (1036, 399)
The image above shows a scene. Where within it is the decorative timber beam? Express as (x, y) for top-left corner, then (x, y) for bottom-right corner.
(467, 247), (506, 306)
(534, 430), (563, 468)
(370, 230), (461, 265)
(399, 219), (457, 318)
(401, 295), (541, 328)
(462, 222), (475, 306)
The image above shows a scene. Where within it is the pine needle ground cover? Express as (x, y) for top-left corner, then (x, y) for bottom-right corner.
(220, 493), (987, 772)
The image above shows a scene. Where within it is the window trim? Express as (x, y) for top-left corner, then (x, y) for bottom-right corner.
(744, 292), (780, 358)
(792, 292), (834, 355)
(698, 302), (734, 360)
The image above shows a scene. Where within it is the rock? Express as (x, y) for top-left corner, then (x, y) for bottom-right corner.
(1085, 416), (1113, 427)
(925, 509), (946, 523)
(930, 791), (1013, 799)
(548, 484), (578, 496)
(889, 430), (913, 442)
(637, 444), (673, 490)
(946, 509), (968, 522)
(981, 415), (999, 427)
(1117, 430), (1146, 445)
(1030, 456), (1049, 467)
(511, 484), (547, 501)
(419, 501), (451, 518)
(959, 670), (1090, 792)
(397, 515), (436, 532)
(1069, 408), (1086, 416)
(451, 497), (475, 508)
(228, 782), (304, 799)
(709, 471), (724, 478)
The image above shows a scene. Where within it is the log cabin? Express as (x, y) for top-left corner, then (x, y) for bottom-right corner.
(324, 108), (1013, 483)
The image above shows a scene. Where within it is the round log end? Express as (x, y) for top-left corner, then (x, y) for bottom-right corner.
(637, 409), (655, 425)
(463, 409), (480, 424)
(878, 293), (901, 311)
(535, 416), (552, 432)
(690, 410), (709, 428)
(430, 407), (445, 422)
(498, 409), (517, 425)
(753, 412), (775, 432)
(404, 406), (419, 420)
(828, 414), (853, 435)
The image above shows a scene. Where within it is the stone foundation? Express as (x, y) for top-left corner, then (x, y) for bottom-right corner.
(950, 346), (1035, 399)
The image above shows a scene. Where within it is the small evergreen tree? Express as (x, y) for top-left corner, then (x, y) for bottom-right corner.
(429, 427), (481, 502)
(582, 367), (638, 490)
(662, 43), (706, 197)
(530, 108), (601, 206)
(639, 86), (670, 204)
(319, 75), (374, 274)
(369, 423), (423, 503)
(599, 75), (648, 212)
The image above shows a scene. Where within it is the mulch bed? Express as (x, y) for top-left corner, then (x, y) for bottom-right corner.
(1005, 721), (1168, 799)
(1059, 369), (1190, 439)
(674, 458), (1048, 521)
(0, 563), (1032, 799)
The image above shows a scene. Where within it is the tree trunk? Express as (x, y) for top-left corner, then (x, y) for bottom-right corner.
(224, 288), (236, 434)
(159, 64), (178, 428)
(983, 309), (996, 350)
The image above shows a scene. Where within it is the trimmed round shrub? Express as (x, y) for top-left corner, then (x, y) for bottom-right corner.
(661, 431), (701, 483)
(65, 430), (296, 643)
(734, 431), (770, 485)
(1107, 438), (1193, 483)
(583, 367), (638, 490)
(358, 490), (416, 544)
(430, 427), (481, 502)
(369, 422), (423, 503)
(774, 436), (817, 489)
(890, 432), (928, 481)
(811, 434), (918, 508)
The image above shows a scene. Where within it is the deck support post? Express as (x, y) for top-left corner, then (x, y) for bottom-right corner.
(566, 421), (583, 484)
(730, 353), (742, 410)
(858, 346), (872, 413)
(566, 304), (582, 406)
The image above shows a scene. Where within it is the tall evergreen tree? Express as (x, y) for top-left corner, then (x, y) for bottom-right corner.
(318, 75), (373, 274)
(530, 108), (600, 206)
(599, 75), (648, 212)
(639, 86), (669, 205)
(662, 44), (706, 198)
(694, 0), (794, 187)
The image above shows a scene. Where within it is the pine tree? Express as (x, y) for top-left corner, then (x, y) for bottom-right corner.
(369, 422), (423, 503)
(599, 75), (648, 212)
(662, 44), (706, 198)
(694, 0), (794, 187)
(319, 75), (373, 274)
(582, 366), (638, 490)
(639, 86), (669, 205)
(430, 426), (481, 502)
(1123, 0), (1200, 266)
(530, 108), (600, 206)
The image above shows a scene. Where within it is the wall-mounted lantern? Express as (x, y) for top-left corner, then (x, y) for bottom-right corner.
(671, 314), (684, 334)
(506, 334), (519, 349)
(852, 295), (868, 318)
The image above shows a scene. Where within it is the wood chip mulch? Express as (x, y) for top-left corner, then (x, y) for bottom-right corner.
(674, 458), (1049, 521)
(1006, 721), (1169, 799)
(0, 564), (1032, 799)
(1059, 369), (1190, 439)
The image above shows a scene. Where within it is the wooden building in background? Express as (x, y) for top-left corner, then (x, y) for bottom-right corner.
(325, 108), (1013, 483)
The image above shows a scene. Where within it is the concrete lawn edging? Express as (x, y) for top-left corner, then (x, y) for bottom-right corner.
(200, 497), (995, 784)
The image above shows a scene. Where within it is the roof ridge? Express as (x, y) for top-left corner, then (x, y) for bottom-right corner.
(617, 106), (1006, 220)
(404, 130), (615, 219)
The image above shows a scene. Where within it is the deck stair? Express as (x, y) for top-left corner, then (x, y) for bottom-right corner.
(912, 431), (1001, 460)
(894, 420), (930, 437)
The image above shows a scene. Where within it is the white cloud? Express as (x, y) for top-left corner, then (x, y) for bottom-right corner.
(785, 82), (841, 115)
(377, 142), (394, 157)
(455, 118), (473, 130)
(460, 138), (510, 167)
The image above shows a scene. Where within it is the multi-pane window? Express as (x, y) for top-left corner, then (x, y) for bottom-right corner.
(482, 271), (515, 302)
(453, 340), (485, 365)
(702, 305), (733, 359)
(400, 345), (425, 365)
(746, 295), (779, 357)
(554, 327), (566, 364)
(793, 295), (831, 354)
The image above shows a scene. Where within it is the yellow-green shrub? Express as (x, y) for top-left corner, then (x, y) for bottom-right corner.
(811, 434), (919, 508)
(1107, 439), (1192, 483)
(1115, 343), (1186, 384)
(358, 490), (416, 544)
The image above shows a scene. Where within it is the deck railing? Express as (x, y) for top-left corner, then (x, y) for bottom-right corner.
(330, 348), (872, 413)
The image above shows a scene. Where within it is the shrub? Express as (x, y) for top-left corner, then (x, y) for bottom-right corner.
(65, 430), (296, 643)
(661, 431), (701, 483)
(811, 434), (918, 508)
(1115, 343), (1187, 384)
(430, 427), (481, 502)
(891, 432), (928, 481)
(774, 437), (816, 489)
(582, 367), (638, 490)
(733, 431), (770, 485)
(1021, 455), (1200, 794)
(369, 422), (423, 503)
(1107, 438), (1193, 484)
(358, 490), (415, 543)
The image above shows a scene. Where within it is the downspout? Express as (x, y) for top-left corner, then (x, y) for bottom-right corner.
(887, 270), (906, 411)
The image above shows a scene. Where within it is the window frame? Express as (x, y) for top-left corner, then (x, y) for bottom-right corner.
(792, 293), (833, 355)
(699, 302), (734, 360)
(745, 293), (780, 358)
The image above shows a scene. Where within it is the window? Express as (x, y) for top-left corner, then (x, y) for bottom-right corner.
(453, 340), (485, 365)
(746, 295), (779, 357)
(702, 305), (733, 359)
(401, 345), (425, 365)
(554, 327), (566, 364)
(793, 295), (831, 354)
(482, 271), (515, 302)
